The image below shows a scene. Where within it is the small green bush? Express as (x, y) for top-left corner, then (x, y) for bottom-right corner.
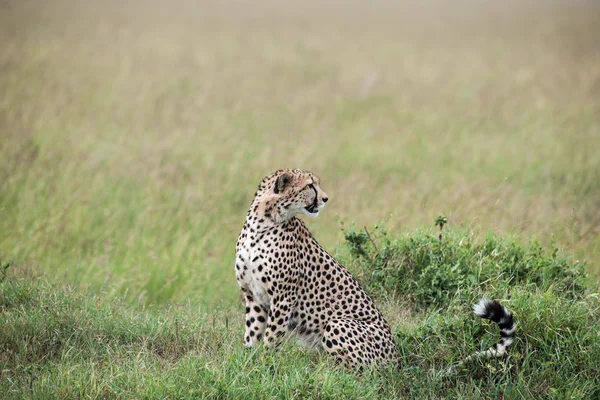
(343, 222), (589, 309)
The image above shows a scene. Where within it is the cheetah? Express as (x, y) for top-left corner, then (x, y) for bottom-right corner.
(235, 169), (515, 369)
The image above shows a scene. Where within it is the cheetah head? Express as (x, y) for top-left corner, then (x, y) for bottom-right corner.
(255, 169), (329, 223)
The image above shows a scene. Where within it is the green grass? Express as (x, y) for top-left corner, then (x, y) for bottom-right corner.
(1, 0), (599, 306)
(1, 0), (600, 397)
(2, 229), (599, 399)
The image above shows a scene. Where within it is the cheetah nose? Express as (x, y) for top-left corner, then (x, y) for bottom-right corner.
(322, 197), (329, 203)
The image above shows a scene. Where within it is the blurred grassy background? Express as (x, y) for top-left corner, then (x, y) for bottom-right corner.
(1, 0), (599, 306)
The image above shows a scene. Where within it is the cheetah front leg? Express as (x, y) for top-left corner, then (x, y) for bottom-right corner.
(240, 285), (268, 347)
(263, 294), (296, 349)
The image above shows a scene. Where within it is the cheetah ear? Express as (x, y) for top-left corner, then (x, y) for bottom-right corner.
(274, 173), (292, 194)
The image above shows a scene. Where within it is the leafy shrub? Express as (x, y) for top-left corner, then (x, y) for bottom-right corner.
(342, 222), (589, 309)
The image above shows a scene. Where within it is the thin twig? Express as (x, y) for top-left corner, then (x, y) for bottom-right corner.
(364, 226), (379, 255)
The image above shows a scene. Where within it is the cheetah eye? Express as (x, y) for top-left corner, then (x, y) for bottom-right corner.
(306, 183), (315, 190)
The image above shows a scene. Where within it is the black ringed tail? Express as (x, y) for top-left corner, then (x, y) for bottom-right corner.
(472, 298), (515, 356)
(445, 298), (516, 375)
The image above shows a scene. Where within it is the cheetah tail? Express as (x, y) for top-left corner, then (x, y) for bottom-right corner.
(445, 298), (515, 375)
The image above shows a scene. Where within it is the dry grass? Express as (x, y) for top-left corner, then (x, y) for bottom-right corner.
(1, 0), (599, 305)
